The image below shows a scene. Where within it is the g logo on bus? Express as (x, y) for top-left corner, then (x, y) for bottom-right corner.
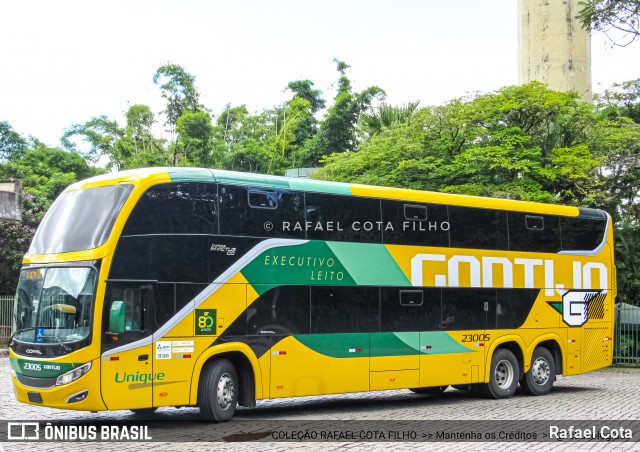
(548, 290), (606, 327)
(195, 309), (216, 335)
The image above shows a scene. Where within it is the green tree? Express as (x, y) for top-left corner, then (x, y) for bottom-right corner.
(113, 104), (168, 170)
(314, 82), (601, 205)
(153, 63), (205, 132)
(0, 139), (101, 293)
(0, 121), (27, 161)
(578, 0), (640, 46)
(358, 101), (420, 138)
(0, 194), (46, 294)
(595, 78), (640, 123)
(303, 60), (385, 166)
(61, 115), (123, 166)
(174, 110), (214, 166)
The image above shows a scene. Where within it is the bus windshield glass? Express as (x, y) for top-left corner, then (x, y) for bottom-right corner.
(29, 185), (133, 255)
(13, 267), (96, 346)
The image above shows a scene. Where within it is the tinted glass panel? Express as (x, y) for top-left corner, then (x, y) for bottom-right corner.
(492, 289), (539, 329)
(311, 286), (379, 333)
(110, 235), (209, 283)
(152, 283), (176, 329)
(30, 185), (133, 254)
(449, 207), (507, 250)
(219, 185), (305, 238)
(306, 193), (382, 243)
(382, 200), (449, 246)
(248, 190), (278, 209)
(381, 288), (441, 332)
(247, 285), (310, 335)
(441, 288), (493, 330)
(561, 217), (607, 251)
(122, 183), (217, 235)
(508, 213), (561, 253)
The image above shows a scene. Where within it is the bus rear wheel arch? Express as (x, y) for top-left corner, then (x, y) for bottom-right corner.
(481, 348), (520, 399)
(198, 359), (239, 422)
(520, 346), (556, 396)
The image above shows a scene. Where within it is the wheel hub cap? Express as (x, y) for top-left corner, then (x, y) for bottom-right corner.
(531, 357), (551, 385)
(495, 359), (514, 389)
(217, 373), (235, 410)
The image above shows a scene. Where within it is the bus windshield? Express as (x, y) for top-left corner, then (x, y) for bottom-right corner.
(13, 267), (96, 346)
(29, 184), (133, 255)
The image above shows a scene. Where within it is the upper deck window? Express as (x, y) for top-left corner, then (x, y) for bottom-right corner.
(29, 185), (133, 255)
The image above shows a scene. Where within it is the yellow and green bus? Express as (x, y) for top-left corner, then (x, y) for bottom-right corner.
(10, 167), (614, 421)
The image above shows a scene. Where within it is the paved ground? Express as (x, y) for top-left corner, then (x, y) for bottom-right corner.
(0, 357), (638, 451)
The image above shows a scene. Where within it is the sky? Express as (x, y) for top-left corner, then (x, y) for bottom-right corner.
(1, 0), (639, 148)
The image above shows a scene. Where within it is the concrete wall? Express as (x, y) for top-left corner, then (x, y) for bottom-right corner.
(518, 0), (591, 101)
(0, 180), (22, 222)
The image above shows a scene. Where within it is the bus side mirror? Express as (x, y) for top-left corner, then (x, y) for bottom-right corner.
(108, 300), (125, 334)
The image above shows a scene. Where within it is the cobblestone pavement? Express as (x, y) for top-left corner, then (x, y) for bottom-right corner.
(0, 358), (638, 451)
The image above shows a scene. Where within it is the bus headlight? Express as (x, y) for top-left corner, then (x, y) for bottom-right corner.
(56, 362), (91, 386)
(10, 368), (17, 379)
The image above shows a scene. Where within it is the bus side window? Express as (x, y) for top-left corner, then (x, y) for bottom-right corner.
(122, 182), (218, 235)
(440, 288), (494, 331)
(311, 286), (379, 333)
(382, 200), (449, 247)
(449, 207), (508, 251)
(380, 288), (441, 332)
(305, 193), (382, 243)
(219, 184), (305, 238)
(560, 217), (607, 252)
(508, 213), (561, 253)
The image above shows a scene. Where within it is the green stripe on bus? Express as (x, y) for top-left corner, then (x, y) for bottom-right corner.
(294, 333), (370, 358)
(418, 331), (475, 354)
(10, 358), (78, 378)
(288, 179), (352, 196)
(294, 331), (473, 358)
(241, 241), (356, 295)
(167, 168), (215, 182)
(325, 242), (411, 286)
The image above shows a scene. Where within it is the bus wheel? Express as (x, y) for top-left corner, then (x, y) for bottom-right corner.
(199, 359), (238, 422)
(130, 407), (157, 415)
(481, 348), (519, 399)
(409, 386), (447, 395)
(520, 347), (555, 396)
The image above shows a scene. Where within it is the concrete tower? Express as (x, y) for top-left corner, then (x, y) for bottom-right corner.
(518, 0), (592, 101)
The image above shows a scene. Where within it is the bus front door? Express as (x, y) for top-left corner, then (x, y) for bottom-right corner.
(101, 284), (154, 410)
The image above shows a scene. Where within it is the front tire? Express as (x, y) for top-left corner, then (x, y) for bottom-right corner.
(520, 347), (555, 396)
(199, 359), (238, 422)
(481, 348), (520, 399)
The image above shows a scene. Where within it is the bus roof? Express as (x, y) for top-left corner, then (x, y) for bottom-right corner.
(67, 167), (582, 216)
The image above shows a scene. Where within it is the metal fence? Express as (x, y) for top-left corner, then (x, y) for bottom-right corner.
(0, 295), (13, 347)
(614, 303), (640, 365)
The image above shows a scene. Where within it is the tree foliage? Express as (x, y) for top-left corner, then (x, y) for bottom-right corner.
(314, 82), (602, 204)
(578, 0), (640, 47)
(153, 63), (205, 132)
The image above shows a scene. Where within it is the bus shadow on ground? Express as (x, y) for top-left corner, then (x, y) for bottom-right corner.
(119, 385), (600, 422)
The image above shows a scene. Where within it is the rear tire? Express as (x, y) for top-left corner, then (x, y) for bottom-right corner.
(409, 386), (447, 395)
(520, 347), (555, 396)
(481, 348), (519, 399)
(198, 359), (238, 422)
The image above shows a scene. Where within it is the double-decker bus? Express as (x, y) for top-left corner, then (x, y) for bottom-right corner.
(10, 167), (614, 421)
